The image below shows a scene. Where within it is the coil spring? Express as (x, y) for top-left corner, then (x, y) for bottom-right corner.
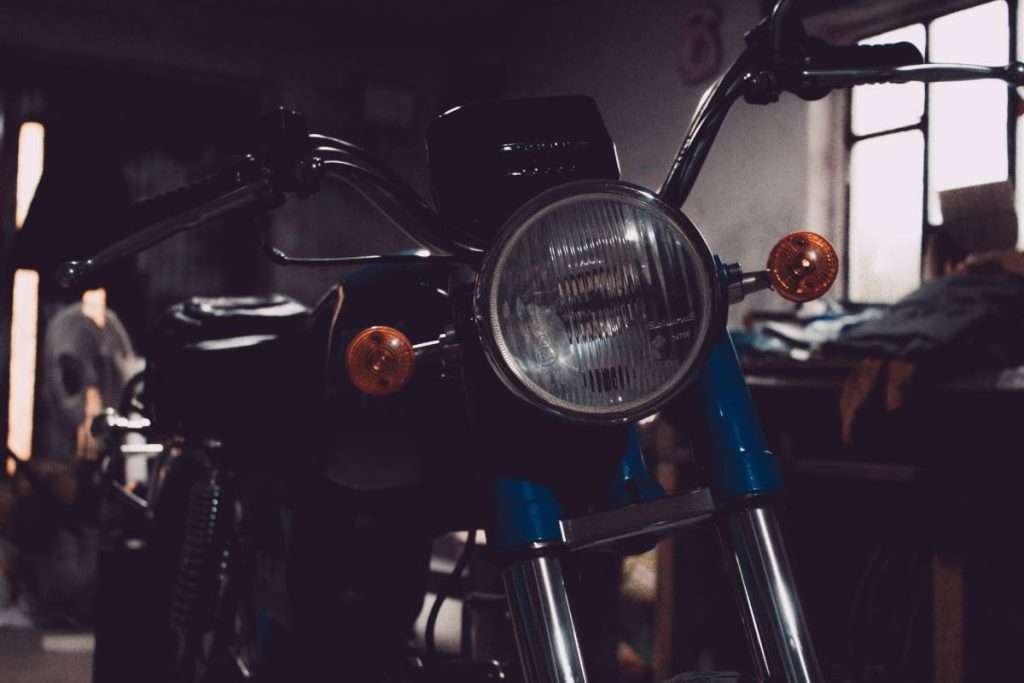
(169, 472), (232, 654)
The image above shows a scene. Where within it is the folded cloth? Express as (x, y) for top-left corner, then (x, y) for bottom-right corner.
(838, 358), (916, 446)
(735, 304), (884, 360)
(825, 272), (1024, 375)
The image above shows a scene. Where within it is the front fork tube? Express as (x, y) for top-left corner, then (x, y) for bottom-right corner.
(723, 506), (820, 683)
(492, 476), (589, 683)
(492, 430), (660, 683)
(698, 334), (822, 683)
(494, 333), (821, 683)
(503, 554), (589, 683)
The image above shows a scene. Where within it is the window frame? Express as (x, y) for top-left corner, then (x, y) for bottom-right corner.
(841, 0), (1019, 303)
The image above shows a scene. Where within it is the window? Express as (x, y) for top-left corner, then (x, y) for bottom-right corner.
(846, 0), (1015, 302)
(7, 121), (45, 462)
(5, 120), (107, 467)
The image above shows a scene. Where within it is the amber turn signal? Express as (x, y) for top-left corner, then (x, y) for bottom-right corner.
(766, 231), (839, 303)
(346, 326), (415, 396)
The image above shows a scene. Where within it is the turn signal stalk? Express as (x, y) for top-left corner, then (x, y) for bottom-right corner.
(724, 231), (838, 304)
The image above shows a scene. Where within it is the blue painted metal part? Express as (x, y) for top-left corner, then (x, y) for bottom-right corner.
(609, 425), (665, 507)
(256, 607), (272, 664)
(696, 332), (783, 502)
(490, 477), (564, 551)
(490, 428), (663, 551)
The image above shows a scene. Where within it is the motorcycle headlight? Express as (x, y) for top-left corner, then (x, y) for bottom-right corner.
(475, 181), (722, 422)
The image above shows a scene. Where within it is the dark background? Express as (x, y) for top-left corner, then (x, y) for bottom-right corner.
(0, 1), (1001, 680)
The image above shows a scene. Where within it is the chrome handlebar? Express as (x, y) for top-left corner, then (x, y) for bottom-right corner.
(659, 49), (1024, 210)
(768, 0), (798, 55)
(56, 121), (479, 289)
(57, 173), (275, 288)
(659, 56), (751, 208)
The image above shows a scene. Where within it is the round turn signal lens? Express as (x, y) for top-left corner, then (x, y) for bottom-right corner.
(346, 326), (415, 396)
(767, 231), (839, 303)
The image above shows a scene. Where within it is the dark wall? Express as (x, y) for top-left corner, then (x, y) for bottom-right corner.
(454, 0), (819, 323)
(0, 1), (485, 332)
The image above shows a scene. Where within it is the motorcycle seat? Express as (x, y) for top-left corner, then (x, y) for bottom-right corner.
(159, 294), (309, 347)
(148, 294), (313, 442)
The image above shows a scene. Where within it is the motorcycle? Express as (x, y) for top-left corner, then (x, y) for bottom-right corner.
(67, 0), (1024, 680)
(89, 293), (313, 683)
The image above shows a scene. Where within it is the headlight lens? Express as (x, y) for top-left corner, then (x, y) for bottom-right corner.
(476, 181), (720, 421)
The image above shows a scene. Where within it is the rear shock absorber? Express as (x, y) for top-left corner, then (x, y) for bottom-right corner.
(169, 466), (235, 681)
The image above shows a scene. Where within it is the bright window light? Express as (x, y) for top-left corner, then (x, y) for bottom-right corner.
(930, 1), (1009, 65)
(849, 131), (925, 302)
(16, 121), (45, 229)
(846, 1), (1014, 300)
(7, 269), (40, 460)
(7, 121), (45, 460)
(928, 1), (1010, 224)
(1019, 120), (1024, 248)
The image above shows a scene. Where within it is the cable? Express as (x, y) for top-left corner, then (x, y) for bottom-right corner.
(425, 528), (479, 658)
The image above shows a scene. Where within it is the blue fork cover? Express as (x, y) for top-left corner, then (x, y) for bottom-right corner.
(608, 425), (665, 506)
(695, 333), (783, 502)
(489, 425), (665, 553)
(490, 477), (564, 552)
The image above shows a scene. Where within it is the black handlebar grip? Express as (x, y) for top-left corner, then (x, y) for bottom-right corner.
(55, 156), (273, 289)
(785, 39), (926, 101)
(817, 41), (925, 69)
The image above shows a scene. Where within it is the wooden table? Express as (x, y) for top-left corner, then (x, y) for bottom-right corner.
(652, 354), (1024, 682)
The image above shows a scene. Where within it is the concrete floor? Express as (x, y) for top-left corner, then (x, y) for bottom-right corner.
(0, 629), (93, 683)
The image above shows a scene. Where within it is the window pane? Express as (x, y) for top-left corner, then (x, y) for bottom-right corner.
(849, 131), (924, 302)
(1017, 1), (1024, 247)
(16, 121), (45, 229)
(928, 1), (1010, 224)
(7, 269), (39, 460)
(931, 1), (1009, 65)
(851, 24), (927, 137)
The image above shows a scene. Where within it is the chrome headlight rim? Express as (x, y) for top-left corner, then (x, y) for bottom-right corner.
(473, 179), (724, 424)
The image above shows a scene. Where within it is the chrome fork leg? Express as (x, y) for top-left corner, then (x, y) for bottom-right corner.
(722, 506), (823, 683)
(503, 554), (589, 683)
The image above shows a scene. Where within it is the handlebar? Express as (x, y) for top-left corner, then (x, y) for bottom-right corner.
(812, 42), (923, 70)
(800, 61), (1024, 89)
(58, 159), (276, 288)
(658, 56), (751, 208)
(56, 110), (481, 289)
(659, 0), (1024, 209)
(767, 0), (797, 55)
(57, 0), (1024, 287)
